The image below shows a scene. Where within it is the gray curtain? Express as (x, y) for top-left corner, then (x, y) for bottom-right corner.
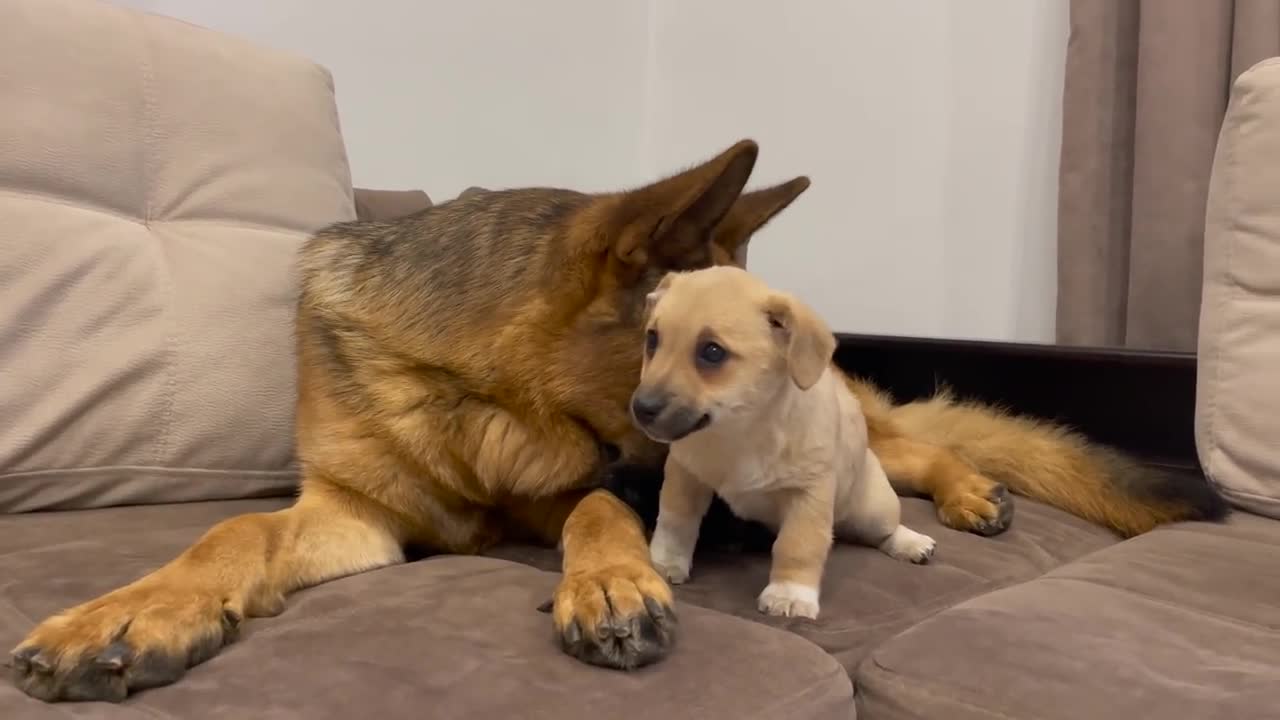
(1056, 0), (1280, 351)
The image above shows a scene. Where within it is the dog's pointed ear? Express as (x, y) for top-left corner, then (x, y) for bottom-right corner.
(644, 272), (677, 320)
(607, 140), (758, 270)
(764, 292), (836, 390)
(714, 176), (810, 267)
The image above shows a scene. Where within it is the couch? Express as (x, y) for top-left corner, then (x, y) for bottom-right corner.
(2, 2), (1277, 718)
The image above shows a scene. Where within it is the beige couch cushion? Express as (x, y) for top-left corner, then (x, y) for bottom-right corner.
(1197, 57), (1280, 519)
(0, 0), (356, 511)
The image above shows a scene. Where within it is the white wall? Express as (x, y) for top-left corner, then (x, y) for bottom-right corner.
(118, 0), (651, 196)
(644, 0), (1068, 342)
(113, 0), (1068, 343)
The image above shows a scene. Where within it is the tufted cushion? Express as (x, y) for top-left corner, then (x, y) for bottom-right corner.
(0, 0), (356, 511)
(0, 501), (855, 720)
(1196, 57), (1280, 520)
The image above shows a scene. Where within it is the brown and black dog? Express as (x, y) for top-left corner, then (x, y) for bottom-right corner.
(10, 140), (1227, 703)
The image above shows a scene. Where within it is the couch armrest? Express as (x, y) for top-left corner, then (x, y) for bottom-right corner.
(353, 188), (432, 222)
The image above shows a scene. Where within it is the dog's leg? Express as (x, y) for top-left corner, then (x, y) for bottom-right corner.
(871, 434), (1014, 536)
(503, 489), (592, 548)
(10, 483), (404, 703)
(758, 481), (835, 620)
(837, 450), (936, 563)
(550, 489), (677, 670)
(649, 460), (714, 585)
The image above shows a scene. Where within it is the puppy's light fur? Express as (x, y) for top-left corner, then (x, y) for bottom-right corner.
(633, 266), (935, 620)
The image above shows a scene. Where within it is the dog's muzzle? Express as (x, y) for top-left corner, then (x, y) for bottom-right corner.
(630, 388), (711, 442)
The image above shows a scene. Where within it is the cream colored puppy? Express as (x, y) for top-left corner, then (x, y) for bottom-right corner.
(632, 266), (935, 620)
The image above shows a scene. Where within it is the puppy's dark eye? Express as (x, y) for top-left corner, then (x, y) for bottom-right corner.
(645, 329), (659, 355)
(698, 341), (727, 366)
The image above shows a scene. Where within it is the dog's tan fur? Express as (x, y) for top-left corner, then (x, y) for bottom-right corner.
(10, 138), (1227, 704)
(636, 267), (934, 619)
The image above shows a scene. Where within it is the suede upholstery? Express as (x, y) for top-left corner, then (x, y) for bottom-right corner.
(4, 1), (1280, 718)
(0, 500), (854, 720)
(857, 514), (1280, 719)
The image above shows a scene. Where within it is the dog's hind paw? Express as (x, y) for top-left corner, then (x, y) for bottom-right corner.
(879, 525), (936, 564)
(936, 477), (1014, 536)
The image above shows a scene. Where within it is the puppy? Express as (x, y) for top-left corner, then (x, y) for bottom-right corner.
(633, 266), (935, 620)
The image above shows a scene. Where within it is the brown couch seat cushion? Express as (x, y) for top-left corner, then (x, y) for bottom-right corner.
(491, 497), (1119, 675)
(856, 512), (1280, 720)
(0, 500), (853, 720)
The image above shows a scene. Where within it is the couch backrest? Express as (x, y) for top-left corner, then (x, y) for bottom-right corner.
(0, 0), (357, 511)
(1196, 57), (1280, 521)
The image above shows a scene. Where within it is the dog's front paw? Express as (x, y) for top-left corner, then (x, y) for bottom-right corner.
(550, 561), (677, 670)
(652, 561), (690, 585)
(649, 539), (692, 585)
(11, 579), (239, 703)
(757, 582), (820, 620)
(649, 520), (697, 585)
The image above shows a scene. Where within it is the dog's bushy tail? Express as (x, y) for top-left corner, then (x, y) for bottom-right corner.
(878, 386), (1230, 538)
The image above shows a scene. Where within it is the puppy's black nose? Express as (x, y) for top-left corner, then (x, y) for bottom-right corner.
(631, 393), (666, 426)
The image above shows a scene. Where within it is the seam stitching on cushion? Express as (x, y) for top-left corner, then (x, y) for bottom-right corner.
(0, 466), (298, 480)
(1035, 576), (1280, 633)
(0, 596), (34, 628)
(1201, 71), (1247, 497)
(1152, 525), (1280, 545)
(793, 532), (1120, 639)
(752, 664), (852, 719)
(320, 66), (357, 212)
(797, 578), (1014, 638)
(0, 188), (326, 236)
(0, 188), (332, 236)
(1220, 485), (1280, 505)
(137, 20), (180, 471)
(815, 538), (1130, 655)
(0, 188), (143, 225)
(863, 656), (1017, 720)
(1077, 523), (1280, 551)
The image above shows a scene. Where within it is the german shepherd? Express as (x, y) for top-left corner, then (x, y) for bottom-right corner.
(10, 140), (1228, 703)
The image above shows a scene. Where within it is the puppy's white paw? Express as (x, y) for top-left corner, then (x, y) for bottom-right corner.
(757, 582), (820, 619)
(652, 559), (690, 585)
(879, 525), (936, 564)
(649, 531), (693, 585)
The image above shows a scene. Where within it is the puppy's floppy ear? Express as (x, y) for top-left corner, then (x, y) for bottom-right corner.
(764, 292), (836, 390)
(714, 176), (810, 267)
(604, 140), (758, 271)
(644, 272), (678, 320)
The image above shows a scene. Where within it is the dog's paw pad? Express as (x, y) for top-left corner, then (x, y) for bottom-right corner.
(880, 526), (936, 564)
(938, 478), (1014, 536)
(757, 582), (820, 620)
(649, 538), (693, 586)
(653, 563), (690, 585)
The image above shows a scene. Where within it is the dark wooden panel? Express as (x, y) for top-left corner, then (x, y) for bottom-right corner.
(832, 334), (1200, 470)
